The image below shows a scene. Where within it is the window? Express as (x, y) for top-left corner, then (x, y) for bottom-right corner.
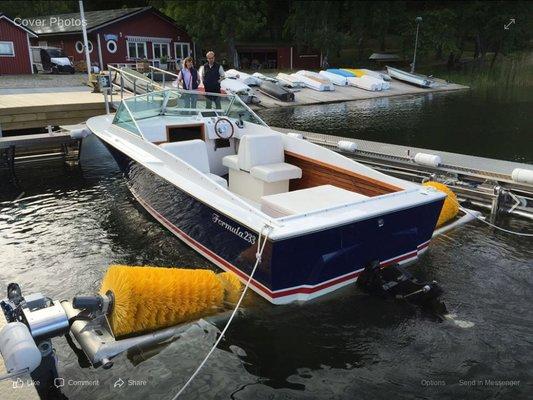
(152, 43), (170, 60)
(127, 41), (147, 59)
(174, 42), (190, 61)
(75, 40), (93, 54)
(106, 40), (117, 53)
(0, 41), (15, 57)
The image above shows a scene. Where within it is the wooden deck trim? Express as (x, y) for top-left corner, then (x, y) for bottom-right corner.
(285, 150), (402, 195)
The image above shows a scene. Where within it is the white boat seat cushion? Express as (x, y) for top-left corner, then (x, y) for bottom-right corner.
(261, 185), (368, 217)
(160, 140), (227, 187)
(222, 154), (239, 170)
(238, 133), (284, 171)
(250, 163), (302, 183)
(160, 140), (210, 173)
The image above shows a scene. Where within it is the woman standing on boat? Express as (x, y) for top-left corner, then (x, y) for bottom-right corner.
(177, 56), (200, 109)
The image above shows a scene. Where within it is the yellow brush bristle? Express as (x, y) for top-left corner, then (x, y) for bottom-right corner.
(99, 265), (242, 337)
(218, 271), (243, 304)
(423, 181), (459, 227)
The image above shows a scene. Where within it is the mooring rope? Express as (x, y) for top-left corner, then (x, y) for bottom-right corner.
(458, 205), (533, 237)
(173, 224), (272, 399)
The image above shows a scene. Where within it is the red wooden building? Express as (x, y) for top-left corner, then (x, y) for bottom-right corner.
(29, 6), (193, 70)
(236, 43), (321, 70)
(0, 13), (37, 75)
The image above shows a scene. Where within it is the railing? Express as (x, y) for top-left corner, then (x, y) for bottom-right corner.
(107, 65), (163, 109)
(148, 65), (180, 89)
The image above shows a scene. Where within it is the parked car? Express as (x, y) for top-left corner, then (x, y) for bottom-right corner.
(31, 47), (75, 74)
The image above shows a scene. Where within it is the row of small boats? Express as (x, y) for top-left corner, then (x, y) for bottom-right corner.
(221, 66), (437, 103)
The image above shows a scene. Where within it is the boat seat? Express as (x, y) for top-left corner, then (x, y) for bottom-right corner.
(261, 185), (369, 217)
(160, 140), (227, 188)
(222, 133), (301, 202)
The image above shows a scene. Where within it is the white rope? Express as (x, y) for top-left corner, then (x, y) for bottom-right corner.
(172, 224), (272, 399)
(458, 205), (533, 237)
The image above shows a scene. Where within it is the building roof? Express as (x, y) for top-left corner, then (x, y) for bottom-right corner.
(0, 13), (38, 37)
(30, 6), (174, 36)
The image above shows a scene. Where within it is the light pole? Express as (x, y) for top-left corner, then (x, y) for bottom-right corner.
(411, 16), (422, 73)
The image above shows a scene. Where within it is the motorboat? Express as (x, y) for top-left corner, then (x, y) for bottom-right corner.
(319, 70), (348, 86)
(386, 66), (436, 88)
(86, 89), (447, 304)
(259, 81), (295, 102)
(225, 69), (261, 86)
(276, 73), (305, 88)
(293, 71), (335, 91)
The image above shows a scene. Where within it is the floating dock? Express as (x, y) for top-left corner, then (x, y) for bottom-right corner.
(253, 78), (468, 109)
(277, 127), (533, 220)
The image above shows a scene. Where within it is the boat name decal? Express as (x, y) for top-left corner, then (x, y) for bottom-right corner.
(212, 213), (256, 245)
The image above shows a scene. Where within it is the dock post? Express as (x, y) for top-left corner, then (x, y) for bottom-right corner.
(490, 186), (504, 222)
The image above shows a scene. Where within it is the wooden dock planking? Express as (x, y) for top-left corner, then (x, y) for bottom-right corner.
(251, 79), (469, 109)
(0, 91), (106, 130)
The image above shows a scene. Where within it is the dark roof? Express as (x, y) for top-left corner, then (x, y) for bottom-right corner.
(0, 13), (38, 37)
(31, 6), (163, 35)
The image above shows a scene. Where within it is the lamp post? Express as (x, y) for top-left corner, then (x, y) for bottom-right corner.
(79, 0), (92, 77)
(411, 16), (422, 73)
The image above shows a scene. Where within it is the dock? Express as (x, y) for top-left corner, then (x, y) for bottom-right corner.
(0, 126), (86, 179)
(0, 91), (105, 131)
(253, 79), (468, 109)
(276, 127), (533, 220)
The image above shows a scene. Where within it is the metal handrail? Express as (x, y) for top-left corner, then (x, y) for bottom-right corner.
(148, 65), (180, 89)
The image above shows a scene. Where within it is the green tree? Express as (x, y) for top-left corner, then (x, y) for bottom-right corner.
(164, 0), (267, 67)
(284, 0), (345, 67)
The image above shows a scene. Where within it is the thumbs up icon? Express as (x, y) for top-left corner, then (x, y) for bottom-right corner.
(12, 378), (24, 389)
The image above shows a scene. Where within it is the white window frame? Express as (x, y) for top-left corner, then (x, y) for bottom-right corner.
(75, 40), (93, 54)
(106, 40), (117, 54)
(174, 42), (190, 60)
(127, 41), (147, 60)
(0, 41), (15, 57)
(152, 42), (170, 60)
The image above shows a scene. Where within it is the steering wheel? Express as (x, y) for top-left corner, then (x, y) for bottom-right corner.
(214, 117), (234, 139)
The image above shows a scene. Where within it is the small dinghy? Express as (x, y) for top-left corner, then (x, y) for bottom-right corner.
(343, 68), (390, 90)
(358, 68), (391, 82)
(252, 72), (278, 83)
(347, 75), (382, 91)
(226, 69), (261, 86)
(386, 66), (436, 88)
(292, 71), (334, 91)
(259, 81), (295, 102)
(220, 78), (259, 104)
(327, 68), (355, 77)
(319, 70), (348, 86)
(276, 72), (305, 88)
(87, 89), (448, 304)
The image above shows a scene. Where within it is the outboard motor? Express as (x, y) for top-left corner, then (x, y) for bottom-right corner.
(0, 283), (69, 398)
(358, 261), (447, 317)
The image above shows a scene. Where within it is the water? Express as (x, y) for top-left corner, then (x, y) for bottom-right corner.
(1, 89), (532, 400)
(259, 88), (533, 164)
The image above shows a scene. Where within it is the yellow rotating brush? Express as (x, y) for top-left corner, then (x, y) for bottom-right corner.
(423, 181), (459, 227)
(99, 265), (242, 338)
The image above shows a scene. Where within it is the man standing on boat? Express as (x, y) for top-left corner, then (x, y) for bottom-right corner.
(200, 51), (225, 109)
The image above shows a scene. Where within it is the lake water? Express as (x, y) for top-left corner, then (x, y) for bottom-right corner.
(0, 88), (532, 400)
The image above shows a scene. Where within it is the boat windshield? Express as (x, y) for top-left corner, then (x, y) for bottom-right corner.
(112, 89), (267, 137)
